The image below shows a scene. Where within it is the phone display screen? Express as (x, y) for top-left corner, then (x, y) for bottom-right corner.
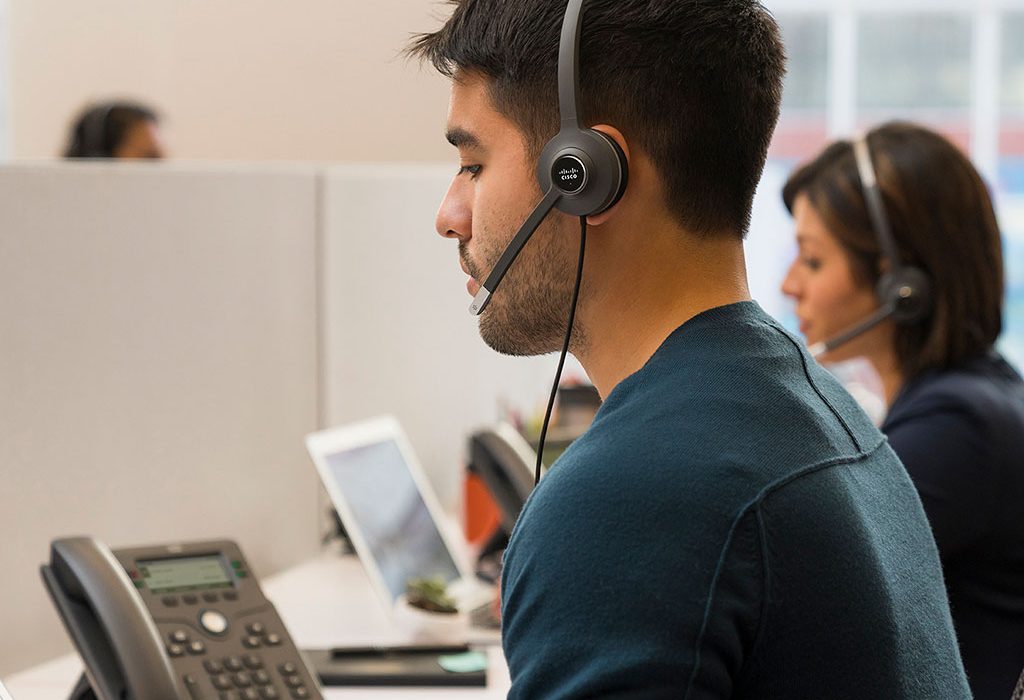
(138, 555), (234, 593)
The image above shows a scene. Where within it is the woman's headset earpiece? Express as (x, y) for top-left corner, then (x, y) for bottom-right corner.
(809, 133), (933, 358)
(852, 135), (932, 324)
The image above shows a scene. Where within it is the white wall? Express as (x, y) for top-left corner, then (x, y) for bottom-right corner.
(0, 163), (321, 675)
(6, 0), (453, 162)
(0, 0), (9, 160)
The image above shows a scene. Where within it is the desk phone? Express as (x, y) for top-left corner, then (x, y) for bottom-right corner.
(41, 537), (323, 700)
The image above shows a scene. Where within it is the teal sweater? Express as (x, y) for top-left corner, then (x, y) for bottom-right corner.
(501, 302), (969, 699)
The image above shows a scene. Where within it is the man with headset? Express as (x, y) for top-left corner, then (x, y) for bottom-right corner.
(411, 1), (969, 697)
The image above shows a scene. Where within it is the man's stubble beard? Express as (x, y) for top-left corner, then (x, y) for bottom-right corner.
(463, 214), (589, 357)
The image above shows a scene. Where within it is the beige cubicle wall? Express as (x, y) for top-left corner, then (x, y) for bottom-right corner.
(0, 163), (322, 675)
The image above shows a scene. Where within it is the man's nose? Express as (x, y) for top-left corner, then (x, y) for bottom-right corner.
(436, 178), (471, 241)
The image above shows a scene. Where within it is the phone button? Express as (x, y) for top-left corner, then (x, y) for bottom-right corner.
(182, 674), (204, 700)
(170, 629), (190, 644)
(162, 595), (180, 607)
(183, 594), (199, 605)
(167, 643), (186, 657)
(201, 609), (229, 636)
(188, 640), (207, 655)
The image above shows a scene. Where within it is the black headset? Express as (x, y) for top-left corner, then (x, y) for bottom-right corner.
(467, 0), (628, 485)
(809, 132), (932, 358)
(467, 0), (628, 316)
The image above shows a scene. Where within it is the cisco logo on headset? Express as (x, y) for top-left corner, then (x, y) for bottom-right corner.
(552, 155), (587, 194)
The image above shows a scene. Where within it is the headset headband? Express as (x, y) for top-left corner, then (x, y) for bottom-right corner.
(852, 134), (902, 271)
(559, 0), (585, 129)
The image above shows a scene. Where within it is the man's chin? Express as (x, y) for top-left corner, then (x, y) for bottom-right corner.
(478, 310), (556, 357)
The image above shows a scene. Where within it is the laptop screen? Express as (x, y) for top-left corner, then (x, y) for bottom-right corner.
(324, 437), (462, 603)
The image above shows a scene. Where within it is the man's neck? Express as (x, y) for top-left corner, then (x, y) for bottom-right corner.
(575, 227), (751, 399)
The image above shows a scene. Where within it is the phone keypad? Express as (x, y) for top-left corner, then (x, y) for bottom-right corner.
(206, 651), (311, 699)
(238, 622), (284, 649)
(162, 623), (313, 697)
(219, 691), (277, 700)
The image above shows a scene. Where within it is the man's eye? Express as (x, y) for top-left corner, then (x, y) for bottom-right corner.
(458, 164), (482, 179)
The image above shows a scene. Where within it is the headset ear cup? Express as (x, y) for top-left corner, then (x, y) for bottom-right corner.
(536, 127), (629, 217)
(877, 266), (931, 323)
(590, 130), (628, 213)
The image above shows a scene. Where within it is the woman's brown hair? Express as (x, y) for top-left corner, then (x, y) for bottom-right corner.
(782, 121), (1004, 380)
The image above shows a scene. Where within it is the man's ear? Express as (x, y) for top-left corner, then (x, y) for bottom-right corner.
(587, 124), (630, 226)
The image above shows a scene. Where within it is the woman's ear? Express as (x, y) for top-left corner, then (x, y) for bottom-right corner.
(587, 124), (630, 226)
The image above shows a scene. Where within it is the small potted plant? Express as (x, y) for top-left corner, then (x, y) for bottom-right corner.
(405, 578), (458, 614)
(394, 577), (468, 642)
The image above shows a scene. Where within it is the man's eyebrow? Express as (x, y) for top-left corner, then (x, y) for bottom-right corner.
(445, 127), (484, 150)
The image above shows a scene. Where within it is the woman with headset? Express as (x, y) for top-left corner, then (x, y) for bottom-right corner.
(780, 121), (1024, 700)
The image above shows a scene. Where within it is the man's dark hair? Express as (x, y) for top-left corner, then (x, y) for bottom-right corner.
(64, 100), (159, 159)
(409, 0), (785, 238)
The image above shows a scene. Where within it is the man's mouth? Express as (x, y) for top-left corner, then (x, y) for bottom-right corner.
(460, 258), (480, 296)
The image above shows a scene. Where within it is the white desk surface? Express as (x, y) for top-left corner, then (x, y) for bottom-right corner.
(4, 551), (511, 699)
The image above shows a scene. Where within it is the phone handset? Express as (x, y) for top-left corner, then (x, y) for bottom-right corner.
(468, 422), (542, 534)
(40, 537), (183, 700)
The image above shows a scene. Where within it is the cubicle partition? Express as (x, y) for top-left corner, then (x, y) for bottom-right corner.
(0, 163), (322, 674)
(0, 162), (563, 676)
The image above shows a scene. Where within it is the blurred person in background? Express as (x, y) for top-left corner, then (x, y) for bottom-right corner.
(63, 100), (165, 159)
(781, 121), (1024, 700)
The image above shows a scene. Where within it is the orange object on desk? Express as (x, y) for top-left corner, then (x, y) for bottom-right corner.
(464, 470), (502, 545)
